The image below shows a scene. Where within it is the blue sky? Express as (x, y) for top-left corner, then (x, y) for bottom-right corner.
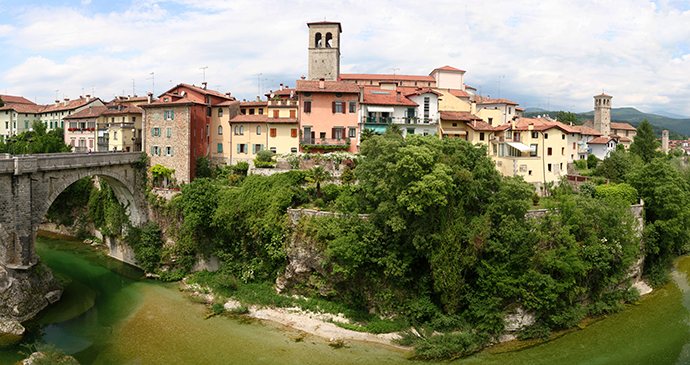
(0, 0), (689, 117)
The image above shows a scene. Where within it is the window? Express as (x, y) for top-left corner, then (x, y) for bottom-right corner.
(270, 147), (277, 153)
(217, 143), (223, 153)
(479, 132), (485, 141)
(258, 108), (264, 115)
(218, 108), (223, 117)
(132, 116), (137, 123)
(349, 101), (357, 113)
(241, 108), (246, 115)
(164, 110), (174, 120)
(499, 144), (504, 157)
(332, 127), (343, 139)
(509, 107), (512, 114)
(270, 128), (277, 137)
(249, 108), (255, 115)
(291, 147), (298, 153)
(573, 142), (576, 149)
(424, 97), (430, 119)
(561, 147), (565, 155)
(349, 127), (357, 138)
(532, 132), (538, 139)
(488, 117), (493, 125)
(303, 100), (312, 113)
(234, 126), (238, 135)
(320, 132), (326, 139)
(562, 134), (565, 140)
(290, 110), (296, 118)
(253, 144), (263, 154)
(165, 146), (174, 156)
(407, 128), (414, 135)
(273, 110), (280, 118)
(530, 144), (538, 157)
(113, 131), (118, 140)
(238, 144), (247, 154)
(452, 123), (457, 127)
(291, 128), (298, 138)
(506, 130), (512, 139)
(218, 126), (223, 135)
(240, 126), (244, 135)
(24, 122), (28, 129)
(206, 96), (211, 104)
(335, 93), (342, 98)
(166, 127), (172, 138)
(544, 133), (549, 139)
(207, 107), (212, 118)
(548, 163), (552, 172)
(332, 101), (344, 114)
(257, 126), (261, 135)
(151, 145), (160, 156)
(547, 147), (553, 156)
(206, 125), (210, 137)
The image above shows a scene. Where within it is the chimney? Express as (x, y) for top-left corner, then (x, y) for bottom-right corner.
(280, 83), (284, 91)
(55, 100), (59, 107)
(225, 92), (231, 97)
(256, 96), (260, 101)
(319, 78), (325, 90)
(64, 98), (69, 106)
(86, 94), (91, 102)
(202, 82), (207, 90)
(147, 92), (153, 104)
(301, 76), (306, 80)
(359, 87), (364, 102)
(89, 105), (92, 114)
(396, 91), (401, 102)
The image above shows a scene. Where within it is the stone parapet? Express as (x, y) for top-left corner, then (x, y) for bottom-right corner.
(286, 208), (370, 225)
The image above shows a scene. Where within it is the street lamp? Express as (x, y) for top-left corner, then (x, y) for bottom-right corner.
(131, 128), (136, 151)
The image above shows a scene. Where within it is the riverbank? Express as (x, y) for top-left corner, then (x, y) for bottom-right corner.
(180, 279), (410, 351)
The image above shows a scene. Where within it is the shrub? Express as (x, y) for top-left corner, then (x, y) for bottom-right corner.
(595, 183), (638, 205)
(212, 302), (225, 314)
(587, 154), (599, 169)
(574, 159), (587, 170)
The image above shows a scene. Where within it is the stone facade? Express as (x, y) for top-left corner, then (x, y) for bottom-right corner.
(593, 93), (612, 137)
(145, 105), (193, 184)
(307, 22), (341, 81)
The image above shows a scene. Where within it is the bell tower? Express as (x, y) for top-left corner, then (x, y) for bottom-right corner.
(307, 22), (342, 81)
(593, 93), (612, 137)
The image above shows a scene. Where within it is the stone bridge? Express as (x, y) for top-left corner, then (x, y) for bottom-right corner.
(0, 152), (147, 270)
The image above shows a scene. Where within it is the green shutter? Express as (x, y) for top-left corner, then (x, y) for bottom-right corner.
(260, 144), (264, 151)
(150, 146), (154, 155)
(171, 110), (174, 119)
(252, 144), (256, 154)
(237, 144), (240, 154)
(170, 147), (174, 156)
(151, 128), (154, 136)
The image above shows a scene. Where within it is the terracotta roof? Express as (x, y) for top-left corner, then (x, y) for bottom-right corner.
(588, 136), (615, 144)
(229, 114), (268, 123)
(110, 96), (149, 103)
(339, 73), (435, 83)
(404, 88), (442, 97)
(63, 106), (109, 119)
(361, 87), (417, 106)
(306, 21), (342, 33)
(267, 118), (298, 124)
(464, 85), (476, 91)
(0, 103), (43, 113)
(176, 83), (233, 100)
(0, 95), (35, 105)
(571, 125), (603, 136)
(241, 101), (268, 107)
(443, 89), (470, 98)
(611, 122), (636, 131)
(42, 97), (103, 113)
(431, 65), (466, 73)
(139, 96), (200, 108)
(266, 88), (296, 97)
(440, 111), (482, 122)
(477, 98), (519, 106)
(102, 104), (143, 115)
(516, 107), (525, 111)
(465, 120), (496, 131)
(217, 100), (240, 107)
(511, 117), (578, 133)
(296, 80), (360, 93)
(594, 93), (613, 98)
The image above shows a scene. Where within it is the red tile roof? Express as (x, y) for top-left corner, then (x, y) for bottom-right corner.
(611, 122), (636, 131)
(477, 98), (519, 106)
(102, 104), (143, 115)
(594, 93), (613, 98)
(0, 103), (43, 113)
(466, 120), (496, 131)
(0, 95), (35, 105)
(440, 111), (483, 122)
(63, 106), (109, 119)
(241, 101), (268, 107)
(217, 100), (240, 107)
(404, 88), (442, 97)
(139, 96), (200, 107)
(307, 21), (342, 33)
(443, 89), (470, 98)
(296, 80), (360, 93)
(339, 73), (435, 83)
(511, 117), (578, 133)
(588, 136), (614, 144)
(42, 97), (103, 113)
(431, 65), (466, 73)
(229, 115), (268, 123)
(571, 125), (603, 136)
(361, 87), (417, 106)
(267, 118), (298, 124)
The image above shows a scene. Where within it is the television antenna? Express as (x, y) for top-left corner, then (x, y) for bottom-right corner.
(497, 75), (505, 99)
(200, 66), (208, 83)
(147, 72), (155, 95)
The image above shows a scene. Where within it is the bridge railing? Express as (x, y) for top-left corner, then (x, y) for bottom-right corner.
(3, 152), (142, 175)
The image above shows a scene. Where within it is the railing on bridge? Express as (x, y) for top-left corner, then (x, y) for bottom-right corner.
(0, 152), (142, 175)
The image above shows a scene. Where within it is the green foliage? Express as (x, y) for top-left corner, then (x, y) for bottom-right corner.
(587, 154), (599, 169)
(212, 302), (225, 314)
(630, 120), (661, 164)
(573, 159), (587, 170)
(46, 177), (94, 226)
(340, 166), (356, 185)
(594, 150), (640, 183)
(150, 164), (175, 187)
(255, 149), (275, 163)
(232, 161), (249, 176)
(87, 180), (129, 238)
(595, 183), (638, 205)
(195, 155), (215, 178)
(556, 111), (579, 125)
(129, 222), (164, 273)
(305, 165), (331, 199)
(579, 180), (597, 198)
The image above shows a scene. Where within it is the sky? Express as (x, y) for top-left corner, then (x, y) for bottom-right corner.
(0, 0), (689, 117)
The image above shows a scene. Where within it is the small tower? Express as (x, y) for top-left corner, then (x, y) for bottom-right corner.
(593, 93), (612, 137)
(662, 130), (669, 154)
(307, 21), (342, 81)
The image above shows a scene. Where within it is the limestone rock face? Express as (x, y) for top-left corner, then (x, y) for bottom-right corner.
(276, 242), (331, 295)
(503, 307), (536, 332)
(45, 290), (63, 304)
(0, 320), (25, 336)
(0, 263), (61, 323)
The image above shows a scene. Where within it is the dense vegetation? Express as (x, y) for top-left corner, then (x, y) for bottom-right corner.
(0, 121), (71, 154)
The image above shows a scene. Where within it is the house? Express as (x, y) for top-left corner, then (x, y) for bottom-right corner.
(38, 96), (104, 132)
(571, 124), (603, 160)
(588, 136), (619, 160)
(266, 86), (300, 154)
(358, 85), (439, 138)
(140, 83), (238, 184)
(0, 103), (43, 141)
(101, 103), (144, 152)
(63, 106), (107, 152)
(438, 111), (491, 145)
(229, 101), (269, 164)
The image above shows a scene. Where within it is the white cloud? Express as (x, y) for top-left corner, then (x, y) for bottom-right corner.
(0, 0), (687, 116)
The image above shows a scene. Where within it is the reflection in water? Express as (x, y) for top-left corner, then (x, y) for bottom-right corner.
(2, 235), (690, 364)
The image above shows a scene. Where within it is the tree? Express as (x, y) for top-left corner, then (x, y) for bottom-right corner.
(629, 119), (660, 163)
(340, 166), (355, 185)
(195, 155), (214, 178)
(556, 111), (578, 125)
(305, 165), (331, 199)
(359, 128), (376, 143)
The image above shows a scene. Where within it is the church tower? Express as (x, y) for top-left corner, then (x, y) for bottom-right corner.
(307, 22), (341, 81)
(593, 93), (612, 137)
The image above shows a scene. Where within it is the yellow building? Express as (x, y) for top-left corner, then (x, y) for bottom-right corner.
(491, 117), (577, 188)
(102, 104), (143, 152)
(209, 99), (240, 165)
(266, 88), (299, 154)
(438, 111), (492, 147)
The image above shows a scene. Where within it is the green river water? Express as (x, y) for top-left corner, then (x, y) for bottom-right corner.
(2, 235), (690, 364)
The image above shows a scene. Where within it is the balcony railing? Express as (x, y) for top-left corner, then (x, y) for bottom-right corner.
(268, 99), (298, 106)
(300, 138), (350, 149)
(362, 116), (437, 125)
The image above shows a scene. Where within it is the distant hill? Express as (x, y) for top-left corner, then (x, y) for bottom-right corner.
(523, 107), (690, 138)
(650, 110), (689, 119)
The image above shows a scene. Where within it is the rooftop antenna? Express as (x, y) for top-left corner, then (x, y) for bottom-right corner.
(255, 73), (262, 97)
(200, 66), (208, 83)
(497, 75), (505, 99)
(91, 85), (95, 96)
(147, 72), (155, 95)
(132, 79), (136, 96)
(54, 90), (59, 100)
(547, 93), (553, 112)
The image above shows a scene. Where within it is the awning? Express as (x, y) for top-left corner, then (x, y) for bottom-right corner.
(366, 106), (395, 113)
(506, 142), (535, 152)
(441, 127), (467, 135)
(364, 125), (388, 133)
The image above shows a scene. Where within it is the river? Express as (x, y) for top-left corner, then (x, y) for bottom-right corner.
(1, 235), (690, 364)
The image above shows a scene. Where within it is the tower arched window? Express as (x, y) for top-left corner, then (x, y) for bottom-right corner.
(315, 33), (322, 48)
(326, 32), (333, 48)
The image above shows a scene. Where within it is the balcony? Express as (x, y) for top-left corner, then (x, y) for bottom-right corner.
(362, 116), (437, 125)
(300, 138), (350, 150)
(268, 99), (298, 106)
